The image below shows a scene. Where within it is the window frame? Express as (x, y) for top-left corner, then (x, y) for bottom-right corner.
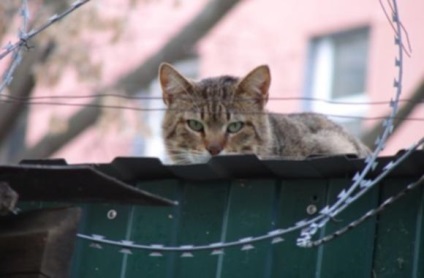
(304, 27), (371, 135)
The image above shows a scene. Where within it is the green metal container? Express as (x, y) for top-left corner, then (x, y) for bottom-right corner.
(66, 153), (424, 278)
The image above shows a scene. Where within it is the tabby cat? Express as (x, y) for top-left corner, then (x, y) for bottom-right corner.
(159, 63), (370, 164)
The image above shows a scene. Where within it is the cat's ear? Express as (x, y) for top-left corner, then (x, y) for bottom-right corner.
(159, 63), (193, 105)
(237, 65), (271, 105)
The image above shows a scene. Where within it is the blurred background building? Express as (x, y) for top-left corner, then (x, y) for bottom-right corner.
(0, 0), (423, 163)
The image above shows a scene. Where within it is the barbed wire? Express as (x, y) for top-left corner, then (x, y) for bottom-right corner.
(0, 0), (90, 95)
(0, 0), (29, 94)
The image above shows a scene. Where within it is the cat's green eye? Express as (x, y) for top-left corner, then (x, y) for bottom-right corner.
(187, 119), (204, 132)
(227, 121), (244, 133)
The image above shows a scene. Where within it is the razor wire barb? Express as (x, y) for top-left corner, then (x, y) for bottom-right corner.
(0, 0), (90, 95)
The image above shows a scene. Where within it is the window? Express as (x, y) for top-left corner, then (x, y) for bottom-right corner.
(305, 27), (370, 136)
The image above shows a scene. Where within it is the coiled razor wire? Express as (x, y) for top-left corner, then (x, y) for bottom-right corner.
(74, 0), (424, 256)
(297, 0), (411, 247)
(3, 0), (421, 256)
(77, 139), (424, 256)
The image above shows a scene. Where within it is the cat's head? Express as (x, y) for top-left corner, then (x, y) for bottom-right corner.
(159, 63), (272, 164)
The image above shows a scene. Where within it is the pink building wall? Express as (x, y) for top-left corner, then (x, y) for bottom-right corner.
(25, 0), (423, 163)
(199, 0), (424, 155)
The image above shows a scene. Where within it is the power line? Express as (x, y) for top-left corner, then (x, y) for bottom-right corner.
(1, 93), (423, 105)
(0, 98), (422, 121)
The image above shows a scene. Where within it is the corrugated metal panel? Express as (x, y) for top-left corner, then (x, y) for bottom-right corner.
(99, 151), (423, 181)
(69, 176), (424, 278)
(0, 163), (175, 206)
(19, 150), (424, 182)
(13, 151), (424, 277)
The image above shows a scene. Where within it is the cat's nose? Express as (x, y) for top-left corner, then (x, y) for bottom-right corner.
(206, 143), (223, 156)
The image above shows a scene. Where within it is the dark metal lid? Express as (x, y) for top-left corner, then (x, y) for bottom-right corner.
(5, 150), (422, 205)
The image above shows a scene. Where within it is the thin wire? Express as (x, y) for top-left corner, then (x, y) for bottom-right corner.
(0, 98), (423, 121)
(1, 93), (423, 105)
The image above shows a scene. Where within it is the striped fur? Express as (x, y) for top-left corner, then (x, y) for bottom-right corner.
(159, 63), (370, 164)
